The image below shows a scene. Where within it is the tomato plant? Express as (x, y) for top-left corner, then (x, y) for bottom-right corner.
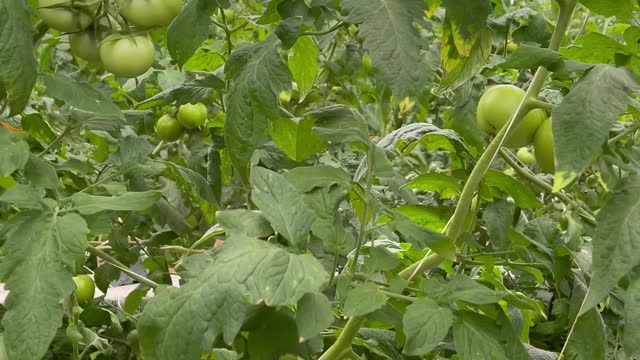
(3, 0), (640, 359)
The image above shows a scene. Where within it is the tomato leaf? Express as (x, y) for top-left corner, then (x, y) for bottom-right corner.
(167, 0), (218, 66)
(270, 116), (328, 161)
(40, 74), (123, 118)
(295, 293), (335, 342)
(452, 311), (530, 360)
(70, 191), (162, 215)
(405, 172), (463, 198)
(402, 297), (453, 356)
(282, 165), (352, 193)
(307, 104), (370, 146)
(560, 30), (640, 75)
(443, 0), (491, 56)
(288, 36), (319, 99)
(138, 235), (328, 360)
(135, 74), (225, 110)
(0, 0), (37, 116)
(483, 169), (542, 209)
(224, 35), (292, 178)
(0, 134), (29, 177)
(564, 308), (607, 360)
(552, 65), (639, 190)
(250, 167), (316, 248)
(582, 175), (640, 313)
(0, 210), (88, 360)
(578, 0), (636, 21)
(216, 209), (274, 238)
(624, 273), (640, 357)
(343, 282), (388, 316)
(342, 0), (434, 98)
(440, 22), (492, 92)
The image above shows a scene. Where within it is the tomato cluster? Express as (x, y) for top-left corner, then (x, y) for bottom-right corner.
(154, 103), (208, 141)
(477, 85), (555, 173)
(38, 0), (184, 78)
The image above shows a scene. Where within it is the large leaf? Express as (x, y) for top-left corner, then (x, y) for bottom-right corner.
(40, 74), (123, 118)
(582, 175), (640, 313)
(561, 30), (640, 75)
(288, 36), (319, 99)
(295, 292), (335, 342)
(0, 210), (89, 360)
(167, 0), (219, 66)
(343, 282), (388, 316)
(0, 134), (29, 177)
(70, 191), (162, 215)
(579, 0), (636, 21)
(453, 311), (530, 360)
(564, 309), (606, 360)
(224, 35), (292, 178)
(250, 167), (316, 248)
(552, 65), (639, 190)
(342, 0), (433, 98)
(0, 0), (37, 116)
(440, 21), (492, 92)
(624, 273), (640, 357)
(138, 235), (329, 360)
(443, 0), (491, 56)
(402, 297), (453, 355)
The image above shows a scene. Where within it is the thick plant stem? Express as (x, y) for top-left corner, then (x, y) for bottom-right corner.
(87, 246), (160, 289)
(318, 317), (367, 360)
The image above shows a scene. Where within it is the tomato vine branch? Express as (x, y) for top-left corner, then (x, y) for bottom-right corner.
(87, 245), (160, 289)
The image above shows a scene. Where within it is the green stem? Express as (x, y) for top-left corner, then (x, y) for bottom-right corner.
(378, 289), (416, 302)
(317, 317), (367, 360)
(301, 22), (347, 37)
(529, 99), (555, 111)
(608, 120), (640, 145)
(87, 246), (160, 289)
(499, 149), (596, 225)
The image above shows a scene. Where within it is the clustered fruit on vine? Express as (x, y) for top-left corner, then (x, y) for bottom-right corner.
(38, 0), (184, 78)
(154, 102), (208, 141)
(477, 84), (555, 173)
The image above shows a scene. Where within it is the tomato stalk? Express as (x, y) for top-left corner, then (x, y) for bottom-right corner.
(318, 1), (578, 358)
(87, 246), (160, 289)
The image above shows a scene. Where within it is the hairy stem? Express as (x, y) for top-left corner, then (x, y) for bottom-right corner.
(318, 317), (367, 360)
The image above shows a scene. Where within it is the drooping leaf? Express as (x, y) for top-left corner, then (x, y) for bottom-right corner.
(307, 104), (370, 146)
(0, 0), (37, 116)
(288, 36), (319, 99)
(250, 167), (316, 248)
(443, 0), (492, 56)
(136, 74), (225, 110)
(564, 308), (606, 360)
(70, 191), (162, 215)
(295, 292), (335, 341)
(440, 23), (492, 92)
(224, 35), (292, 178)
(552, 65), (639, 190)
(139, 235), (329, 360)
(453, 311), (530, 360)
(582, 175), (640, 313)
(342, 0), (433, 98)
(40, 74), (123, 118)
(0, 210), (89, 360)
(167, 0), (218, 66)
(402, 297), (453, 355)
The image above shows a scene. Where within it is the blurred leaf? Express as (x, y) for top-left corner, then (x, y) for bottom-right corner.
(0, 0), (36, 116)
(283, 165), (352, 193)
(342, 0), (433, 98)
(307, 105), (370, 146)
(0, 135), (29, 177)
(0, 184), (44, 209)
(167, 0), (218, 66)
(0, 211), (88, 360)
(70, 191), (162, 215)
(561, 30), (640, 75)
(216, 209), (274, 238)
(364, 246), (402, 272)
(24, 157), (60, 189)
(136, 75), (225, 109)
(295, 292), (334, 341)
(552, 65), (639, 190)
(624, 273), (640, 357)
(579, 0), (636, 21)
(453, 312), (530, 360)
(225, 35), (292, 178)
(390, 210), (456, 260)
(564, 308), (606, 360)
(344, 282), (388, 316)
(423, 275), (505, 305)
(405, 172), (462, 198)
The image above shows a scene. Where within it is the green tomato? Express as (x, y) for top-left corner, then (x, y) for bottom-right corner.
(476, 84), (547, 148)
(68, 27), (103, 62)
(216, 8), (236, 24)
(72, 274), (95, 305)
(38, 0), (97, 32)
(117, 0), (183, 29)
(99, 34), (155, 78)
(155, 114), (183, 141)
(177, 102), (207, 129)
(506, 41), (518, 53)
(516, 147), (535, 165)
(533, 116), (555, 173)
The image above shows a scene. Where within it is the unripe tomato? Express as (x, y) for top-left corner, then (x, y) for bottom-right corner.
(477, 84), (547, 148)
(72, 275), (95, 305)
(216, 8), (236, 24)
(68, 27), (103, 62)
(155, 114), (183, 141)
(99, 34), (155, 78)
(117, 0), (183, 29)
(38, 0), (97, 33)
(516, 147), (535, 165)
(533, 117), (555, 173)
(177, 102), (207, 129)
(506, 41), (518, 53)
